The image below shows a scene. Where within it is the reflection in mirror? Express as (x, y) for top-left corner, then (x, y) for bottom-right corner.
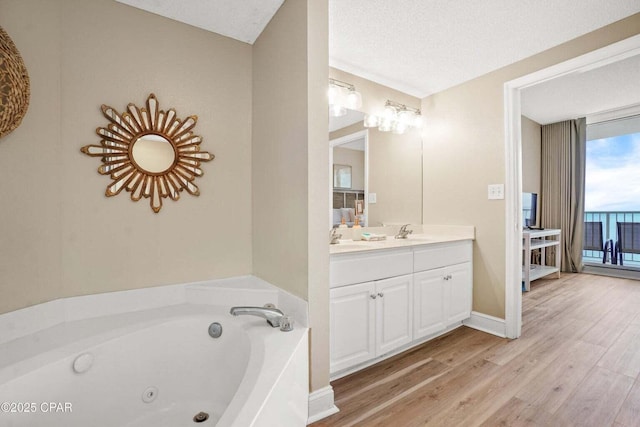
(81, 94), (215, 213)
(131, 134), (176, 173)
(333, 164), (352, 189)
(329, 108), (422, 228)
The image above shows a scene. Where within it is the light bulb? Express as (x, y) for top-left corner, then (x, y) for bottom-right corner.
(328, 84), (341, 105)
(378, 118), (393, 132)
(413, 114), (424, 128)
(329, 104), (347, 117)
(398, 109), (415, 126)
(364, 114), (379, 127)
(382, 105), (397, 121)
(346, 90), (362, 110)
(393, 121), (407, 134)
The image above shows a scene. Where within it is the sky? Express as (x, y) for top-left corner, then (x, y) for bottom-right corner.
(585, 132), (640, 211)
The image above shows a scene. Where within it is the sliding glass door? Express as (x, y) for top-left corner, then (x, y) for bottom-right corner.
(584, 114), (640, 267)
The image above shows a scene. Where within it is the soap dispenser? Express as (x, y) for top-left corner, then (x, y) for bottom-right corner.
(338, 217), (348, 228)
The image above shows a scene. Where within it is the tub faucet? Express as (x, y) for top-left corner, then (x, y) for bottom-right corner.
(230, 306), (288, 329)
(330, 228), (342, 244)
(395, 224), (413, 239)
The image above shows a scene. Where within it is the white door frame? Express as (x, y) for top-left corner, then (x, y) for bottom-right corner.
(504, 34), (640, 339)
(329, 130), (369, 227)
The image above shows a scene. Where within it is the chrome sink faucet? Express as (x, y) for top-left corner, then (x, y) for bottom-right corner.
(229, 306), (293, 331)
(330, 228), (342, 244)
(395, 224), (413, 239)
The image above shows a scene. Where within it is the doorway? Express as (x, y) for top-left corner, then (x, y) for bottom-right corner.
(504, 34), (640, 339)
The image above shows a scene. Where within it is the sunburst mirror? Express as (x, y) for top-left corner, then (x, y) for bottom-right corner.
(81, 94), (214, 213)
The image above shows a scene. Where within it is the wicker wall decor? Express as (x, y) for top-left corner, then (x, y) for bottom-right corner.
(0, 26), (30, 139)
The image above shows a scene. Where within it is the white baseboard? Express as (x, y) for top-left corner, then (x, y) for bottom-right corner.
(307, 385), (339, 424)
(463, 311), (506, 338)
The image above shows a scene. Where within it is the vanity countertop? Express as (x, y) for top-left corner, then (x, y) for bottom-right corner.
(329, 225), (475, 255)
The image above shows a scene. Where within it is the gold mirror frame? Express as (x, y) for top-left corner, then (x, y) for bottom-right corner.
(81, 94), (214, 213)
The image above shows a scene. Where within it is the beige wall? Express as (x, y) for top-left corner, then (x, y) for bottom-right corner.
(522, 115), (541, 194)
(253, 0), (310, 299)
(252, 0), (329, 392)
(422, 14), (640, 319)
(307, 0), (330, 392)
(333, 147), (365, 191)
(0, 0), (253, 314)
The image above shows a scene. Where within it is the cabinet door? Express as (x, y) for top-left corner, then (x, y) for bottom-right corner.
(446, 262), (472, 326)
(375, 274), (413, 356)
(413, 268), (446, 340)
(330, 282), (376, 373)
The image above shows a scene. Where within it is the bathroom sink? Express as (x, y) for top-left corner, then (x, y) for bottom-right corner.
(406, 234), (435, 243)
(331, 241), (386, 252)
(333, 244), (372, 250)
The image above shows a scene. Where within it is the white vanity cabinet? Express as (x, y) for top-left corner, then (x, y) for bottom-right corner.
(329, 248), (413, 373)
(330, 240), (472, 376)
(413, 268), (446, 338)
(413, 241), (472, 340)
(374, 274), (413, 355)
(329, 282), (376, 372)
(329, 274), (413, 373)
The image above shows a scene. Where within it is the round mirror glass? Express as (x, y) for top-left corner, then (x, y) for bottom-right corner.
(131, 134), (176, 173)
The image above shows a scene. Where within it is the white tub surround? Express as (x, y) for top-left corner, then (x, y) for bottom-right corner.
(0, 276), (308, 427)
(0, 275), (308, 346)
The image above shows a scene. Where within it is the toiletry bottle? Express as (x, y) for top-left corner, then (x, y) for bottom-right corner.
(339, 217), (348, 229)
(352, 217), (362, 240)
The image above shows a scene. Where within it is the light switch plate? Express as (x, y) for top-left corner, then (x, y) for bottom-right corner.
(368, 193), (377, 203)
(488, 184), (504, 200)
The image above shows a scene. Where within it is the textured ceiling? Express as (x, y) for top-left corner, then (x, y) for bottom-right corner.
(330, 0), (640, 97)
(115, 0), (284, 44)
(522, 53), (640, 125)
(114, 0), (640, 102)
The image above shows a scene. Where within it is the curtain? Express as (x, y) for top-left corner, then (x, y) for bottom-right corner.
(540, 118), (586, 272)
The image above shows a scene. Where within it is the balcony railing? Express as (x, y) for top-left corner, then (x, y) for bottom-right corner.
(583, 211), (640, 267)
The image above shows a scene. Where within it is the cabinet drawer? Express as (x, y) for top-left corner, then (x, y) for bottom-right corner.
(413, 240), (472, 272)
(330, 249), (413, 288)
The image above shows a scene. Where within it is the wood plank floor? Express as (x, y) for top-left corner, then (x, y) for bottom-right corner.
(312, 273), (640, 427)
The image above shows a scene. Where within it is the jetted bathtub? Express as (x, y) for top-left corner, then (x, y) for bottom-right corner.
(0, 278), (309, 427)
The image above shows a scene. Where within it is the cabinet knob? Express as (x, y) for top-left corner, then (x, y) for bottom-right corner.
(370, 294), (377, 299)
(377, 292), (384, 298)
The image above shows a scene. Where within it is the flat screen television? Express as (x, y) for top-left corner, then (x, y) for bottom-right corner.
(522, 192), (538, 228)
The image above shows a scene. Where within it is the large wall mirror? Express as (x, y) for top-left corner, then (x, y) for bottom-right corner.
(329, 108), (423, 228)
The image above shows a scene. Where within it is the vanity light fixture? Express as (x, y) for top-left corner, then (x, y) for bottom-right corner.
(328, 78), (362, 117)
(364, 100), (423, 135)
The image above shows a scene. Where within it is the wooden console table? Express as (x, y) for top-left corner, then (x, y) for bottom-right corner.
(522, 228), (561, 291)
